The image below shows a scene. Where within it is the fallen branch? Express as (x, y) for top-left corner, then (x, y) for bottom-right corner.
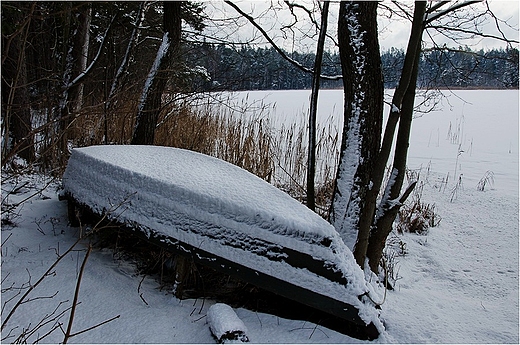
(61, 244), (120, 343)
(138, 274), (149, 306)
(67, 314), (120, 339)
(63, 244), (92, 343)
(12, 300), (71, 343)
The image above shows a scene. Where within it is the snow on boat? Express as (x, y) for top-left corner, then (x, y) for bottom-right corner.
(61, 145), (382, 339)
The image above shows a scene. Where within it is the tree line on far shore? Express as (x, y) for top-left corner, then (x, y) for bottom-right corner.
(186, 44), (519, 91)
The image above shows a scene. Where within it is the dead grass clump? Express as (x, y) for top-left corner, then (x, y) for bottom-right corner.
(65, 88), (141, 147)
(54, 90), (343, 219)
(476, 170), (494, 191)
(268, 115), (339, 217)
(381, 231), (407, 287)
(396, 169), (441, 234)
(153, 97), (340, 218)
(397, 198), (439, 235)
(154, 103), (274, 182)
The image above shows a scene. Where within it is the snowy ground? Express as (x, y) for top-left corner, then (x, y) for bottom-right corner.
(1, 90), (518, 343)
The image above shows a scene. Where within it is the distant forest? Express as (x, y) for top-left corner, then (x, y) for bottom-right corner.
(186, 44), (519, 91)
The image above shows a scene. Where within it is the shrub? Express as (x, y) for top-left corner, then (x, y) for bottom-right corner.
(476, 170), (494, 191)
(397, 198), (440, 235)
(396, 169), (441, 234)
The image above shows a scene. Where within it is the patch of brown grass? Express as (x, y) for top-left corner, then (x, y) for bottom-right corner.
(155, 103), (274, 182)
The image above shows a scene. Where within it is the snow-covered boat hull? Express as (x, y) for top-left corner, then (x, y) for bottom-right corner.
(61, 145), (381, 339)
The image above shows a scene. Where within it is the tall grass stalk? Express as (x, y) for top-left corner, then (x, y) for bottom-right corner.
(153, 97), (340, 217)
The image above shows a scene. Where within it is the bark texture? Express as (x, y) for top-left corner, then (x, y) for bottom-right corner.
(366, 2), (426, 273)
(330, 1), (383, 267)
(1, 3), (35, 162)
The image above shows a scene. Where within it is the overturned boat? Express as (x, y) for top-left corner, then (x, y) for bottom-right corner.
(61, 145), (382, 339)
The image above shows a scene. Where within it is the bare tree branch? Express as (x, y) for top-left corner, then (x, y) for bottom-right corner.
(390, 1), (414, 21)
(425, 0), (482, 25)
(1, 237), (82, 332)
(66, 14), (117, 89)
(68, 314), (120, 338)
(485, 1), (518, 47)
(284, 0), (319, 28)
(426, 1), (451, 15)
(224, 0), (342, 80)
(427, 25), (519, 44)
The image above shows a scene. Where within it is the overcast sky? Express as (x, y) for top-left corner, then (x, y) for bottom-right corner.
(203, 1), (519, 52)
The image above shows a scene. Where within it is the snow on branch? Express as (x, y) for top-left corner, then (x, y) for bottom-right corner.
(207, 303), (249, 343)
(108, 2), (146, 100)
(67, 14), (117, 90)
(137, 32), (171, 114)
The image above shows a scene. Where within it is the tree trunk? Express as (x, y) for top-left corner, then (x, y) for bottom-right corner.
(59, 3), (92, 165)
(306, 0), (329, 211)
(366, 2), (426, 273)
(1, 3), (35, 163)
(330, 1), (383, 267)
(355, 2), (428, 264)
(131, 1), (181, 145)
(74, 4), (91, 114)
(105, 2), (146, 144)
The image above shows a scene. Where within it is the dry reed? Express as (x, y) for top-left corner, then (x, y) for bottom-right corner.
(153, 98), (340, 217)
(24, 89), (339, 214)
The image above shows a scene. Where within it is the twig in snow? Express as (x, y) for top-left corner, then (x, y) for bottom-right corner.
(1, 273), (13, 291)
(66, 314), (120, 339)
(255, 311), (262, 329)
(63, 244), (92, 343)
(20, 290), (59, 304)
(1, 232), (13, 250)
(13, 300), (71, 342)
(289, 324), (329, 339)
(193, 314), (206, 323)
(138, 274), (149, 306)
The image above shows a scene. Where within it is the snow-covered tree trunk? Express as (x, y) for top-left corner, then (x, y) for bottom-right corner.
(131, 33), (170, 145)
(73, 5), (91, 114)
(56, 3), (76, 166)
(103, 2), (146, 144)
(105, 2), (146, 114)
(330, 1), (383, 267)
(131, 1), (181, 145)
(58, 3), (94, 166)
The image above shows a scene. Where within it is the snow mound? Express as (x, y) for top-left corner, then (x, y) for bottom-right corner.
(207, 303), (249, 343)
(62, 145), (382, 330)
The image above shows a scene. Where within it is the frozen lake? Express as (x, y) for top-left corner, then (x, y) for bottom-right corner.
(219, 89), (519, 198)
